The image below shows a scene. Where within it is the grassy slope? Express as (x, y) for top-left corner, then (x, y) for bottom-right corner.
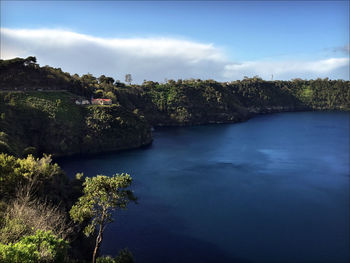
(0, 91), (152, 157)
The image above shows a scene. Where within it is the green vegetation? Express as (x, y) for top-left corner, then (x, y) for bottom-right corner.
(70, 174), (136, 263)
(0, 56), (92, 97)
(0, 91), (84, 156)
(0, 56), (349, 262)
(0, 230), (69, 263)
(1, 57), (349, 157)
(0, 91), (151, 157)
(0, 153), (83, 262)
(0, 153), (136, 262)
(83, 105), (151, 154)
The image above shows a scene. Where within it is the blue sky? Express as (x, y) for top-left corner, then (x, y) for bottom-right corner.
(1, 1), (349, 82)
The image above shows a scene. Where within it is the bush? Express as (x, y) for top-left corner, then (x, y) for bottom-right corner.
(97, 256), (115, 263)
(0, 153), (68, 202)
(0, 230), (68, 263)
(0, 190), (72, 244)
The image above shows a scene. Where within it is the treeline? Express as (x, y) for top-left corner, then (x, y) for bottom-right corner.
(0, 57), (128, 100)
(0, 57), (92, 97)
(1, 57), (349, 113)
(111, 77), (349, 126)
(0, 56), (349, 158)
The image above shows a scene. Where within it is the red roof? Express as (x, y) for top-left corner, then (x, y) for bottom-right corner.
(92, 98), (111, 101)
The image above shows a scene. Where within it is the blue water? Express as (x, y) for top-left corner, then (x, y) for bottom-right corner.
(59, 112), (350, 263)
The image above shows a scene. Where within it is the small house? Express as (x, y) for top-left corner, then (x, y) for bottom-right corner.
(91, 98), (112, 105)
(75, 99), (91, 105)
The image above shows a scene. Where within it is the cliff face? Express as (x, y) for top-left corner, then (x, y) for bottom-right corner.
(0, 92), (152, 157)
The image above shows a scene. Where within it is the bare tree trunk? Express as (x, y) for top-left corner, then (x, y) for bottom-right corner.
(92, 216), (105, 263)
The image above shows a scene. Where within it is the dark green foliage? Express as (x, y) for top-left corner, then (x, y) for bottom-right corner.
(0, 91), (85, 156)
(0, 153), (69, 203)
(97, 249), (134, 263)
(145, 79), (249, 124)
(114, 248), (134, 263)
(0, 57), (92, 97)
(0, 91), (152, 157)
(113, 78), (349, 127)
(0, 57), (349, 158)
(97, 256), (116, 263)
(82, 105), (152, 154)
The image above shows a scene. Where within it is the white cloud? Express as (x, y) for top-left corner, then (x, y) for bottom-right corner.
(224, 58), (349, 80)
(1, 28), (349, 82)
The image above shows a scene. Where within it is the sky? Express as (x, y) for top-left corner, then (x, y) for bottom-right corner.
(1, 1), (349, 83)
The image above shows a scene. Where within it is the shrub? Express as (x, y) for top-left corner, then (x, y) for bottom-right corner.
(0, 230), (68, 263)
(0, 153), (67, 202)
(97, 256), (115, 263)
(0, 191), (72, 244)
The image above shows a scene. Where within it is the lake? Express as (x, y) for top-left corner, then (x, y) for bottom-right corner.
(59, 111), (350, 263)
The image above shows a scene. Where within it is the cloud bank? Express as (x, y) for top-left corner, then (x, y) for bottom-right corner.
(1, 28), (349, 82)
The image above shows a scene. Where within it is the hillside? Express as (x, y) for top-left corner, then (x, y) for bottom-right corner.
(0, 91), (152, 157)
(0, 57), (349, 157)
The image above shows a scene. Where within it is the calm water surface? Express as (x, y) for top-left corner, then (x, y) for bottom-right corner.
(59, 112), (350, 263)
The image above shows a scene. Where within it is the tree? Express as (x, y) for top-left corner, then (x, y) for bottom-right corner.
(98, 75), (115, 85)
(70, 174), (136, 263)
(125, 74), (132, 85)
(23, 56), (37, 66)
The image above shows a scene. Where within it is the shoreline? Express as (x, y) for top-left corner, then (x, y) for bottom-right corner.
(54, 108), (348, 160)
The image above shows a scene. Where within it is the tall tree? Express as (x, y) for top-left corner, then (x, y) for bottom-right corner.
(70, 174), (136, 263)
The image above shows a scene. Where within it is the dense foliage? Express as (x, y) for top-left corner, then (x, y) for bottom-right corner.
(0, 57), (92, 97)
(1, 57), (349, 157)
(0, 57), (349, 262)
(70, 174), (136, 263)
(0, 153), (75, 204)
(0, 154), (135, 262)
(0, 230), (69, 263)
(0, 91), (152, 157)
(0, 154), (82, 262)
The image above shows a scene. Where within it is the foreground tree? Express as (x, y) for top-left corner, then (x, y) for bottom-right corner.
(70, 174), (136, 263)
